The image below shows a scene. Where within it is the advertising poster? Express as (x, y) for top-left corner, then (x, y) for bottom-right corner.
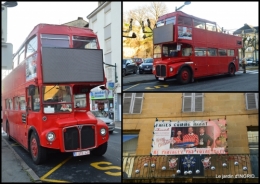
(26, 53), (37, 81)
(178, 26), (192, 40)
(151, 119), (227, 155)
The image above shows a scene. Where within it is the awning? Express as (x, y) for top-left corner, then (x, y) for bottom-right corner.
(123, 135), (138, 142)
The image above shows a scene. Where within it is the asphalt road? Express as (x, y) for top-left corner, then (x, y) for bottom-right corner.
(3, 129), (121, 183)
(123, 70), (259, 91)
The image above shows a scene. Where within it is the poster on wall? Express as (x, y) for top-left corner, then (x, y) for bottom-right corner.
(151, 119), (227, 155)
(26, 53), (37, 81)
(178, 26), (192, 40)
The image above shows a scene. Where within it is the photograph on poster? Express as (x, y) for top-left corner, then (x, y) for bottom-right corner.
(151, 119), (227, 155)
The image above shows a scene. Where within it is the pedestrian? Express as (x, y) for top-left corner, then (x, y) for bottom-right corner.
(242, 57), (247, 73)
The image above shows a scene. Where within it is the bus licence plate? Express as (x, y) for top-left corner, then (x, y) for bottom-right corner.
(73, 150), (90, 157)
(159, 77), (164, 80)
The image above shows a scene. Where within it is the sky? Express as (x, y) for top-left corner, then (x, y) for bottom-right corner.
(123, 1), (259, 32)
(5, 2), (99, 52)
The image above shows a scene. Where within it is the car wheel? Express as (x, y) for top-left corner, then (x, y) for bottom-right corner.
(133, 68), (137, 74)
(177, 67), (191, 84)
(91, 142), (107, 156)
(123, 69), (126, 77)
(30, 131), (47, 165)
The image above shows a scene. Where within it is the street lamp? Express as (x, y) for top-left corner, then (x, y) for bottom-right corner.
(175, 1), (191, 11)
(2, 1), (17, 7)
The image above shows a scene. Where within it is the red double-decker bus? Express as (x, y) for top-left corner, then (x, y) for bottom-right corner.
(2, 24), (110, 164)
(152, 11), (242, 84)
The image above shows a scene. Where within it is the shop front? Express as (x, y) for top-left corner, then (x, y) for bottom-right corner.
(90, 90), (114, 120)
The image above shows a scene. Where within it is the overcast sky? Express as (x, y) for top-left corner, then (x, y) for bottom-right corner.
(123, 1), (258, 31)
(5, 2), (99, 52)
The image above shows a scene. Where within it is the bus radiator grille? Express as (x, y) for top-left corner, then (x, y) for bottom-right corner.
(156, 65), (166, 77)
(81, 126), (95, 149)
(63, 125), (95, 151)
(64, 127), (79, 150)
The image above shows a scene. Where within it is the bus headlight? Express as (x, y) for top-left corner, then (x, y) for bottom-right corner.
(100, 128), (107, 136)
(170, 67), (173, 72)
(46, 132), (55, 142)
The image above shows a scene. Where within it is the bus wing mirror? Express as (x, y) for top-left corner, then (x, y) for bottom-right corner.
(29, 85), (35, 96)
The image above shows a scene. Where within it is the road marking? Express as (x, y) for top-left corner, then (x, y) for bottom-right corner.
(145, 85), (169, 90)
(123, 84), (140, 91)
(40, 156), (72, 183)
(11, 143), (20, 146)
(91, 161), (121, 176)
(113, 131), (118, 133)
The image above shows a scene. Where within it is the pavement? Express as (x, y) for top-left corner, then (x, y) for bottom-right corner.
(123, 66), (259, 86)
(1, 121), (121, 183)
(1, 129), (41, 183)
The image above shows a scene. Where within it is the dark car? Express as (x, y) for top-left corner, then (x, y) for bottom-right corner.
(132, 58), (144, 66)
(123, 58), (138, 77)
(139, 58), (154, 74)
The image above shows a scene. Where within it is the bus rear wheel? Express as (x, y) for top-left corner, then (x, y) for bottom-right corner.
(30, 132), (46, 165)
(177, 67), (191, 84)
(228, 64), (235, 76)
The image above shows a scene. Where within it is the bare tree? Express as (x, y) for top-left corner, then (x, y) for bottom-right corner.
(148, 2), (168, 24)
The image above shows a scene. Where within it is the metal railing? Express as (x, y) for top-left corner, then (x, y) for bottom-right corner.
(123, 154), (258, 181)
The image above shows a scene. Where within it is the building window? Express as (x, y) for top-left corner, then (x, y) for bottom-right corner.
(182, 93), (203, 112)
(105, 9), (111, 26)
(245, 93), (258, 110)
(105, 38), (111, 53)
(123, 93), (144, 114)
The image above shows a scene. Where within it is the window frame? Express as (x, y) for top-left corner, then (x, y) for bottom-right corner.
(123, 93), (144, 114)
(245, 93), (258, 110)
(182, 93), (204, 112)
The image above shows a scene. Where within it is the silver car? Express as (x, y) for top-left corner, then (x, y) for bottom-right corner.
(91, 111), (115, 133)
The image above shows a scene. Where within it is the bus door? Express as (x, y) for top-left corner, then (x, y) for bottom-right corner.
(24, 85), (41, 149)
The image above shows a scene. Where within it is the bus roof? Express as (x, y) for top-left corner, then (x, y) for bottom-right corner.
(14, 24), (96, 56)
(158, 11), (216, 25)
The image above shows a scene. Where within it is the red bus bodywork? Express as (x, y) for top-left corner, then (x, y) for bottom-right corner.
(2, 24), (109, 164)
(152, 11), (242, 84)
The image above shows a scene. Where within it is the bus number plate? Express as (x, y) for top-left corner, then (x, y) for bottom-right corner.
(159, 77), (164, 80)
(73, 150), (90, 157)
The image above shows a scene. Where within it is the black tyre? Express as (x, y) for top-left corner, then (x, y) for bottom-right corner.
(30, 131), (47, 165)
(228, 64), (236, 76)
(91, 142), (107, 156)
(139, 71), (143, 74)
(133, 68), (137, 74)
(177, 67), (191, 84)
(6, 122), (12, 141)
(123, 69), (126, 77)
(109, 130), (114, 134)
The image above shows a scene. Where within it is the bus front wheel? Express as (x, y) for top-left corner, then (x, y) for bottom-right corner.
(91, 142), (107, 156)
(30, 132), (46, 165)
(228, 64), (235, 76)
(177, 67), (191, 84)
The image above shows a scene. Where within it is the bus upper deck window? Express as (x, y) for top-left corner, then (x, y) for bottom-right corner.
(41, 34), (69, 48)
(73, 36), (97, 49)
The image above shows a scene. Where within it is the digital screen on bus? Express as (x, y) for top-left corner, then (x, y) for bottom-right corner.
(42, 47), (104, 83)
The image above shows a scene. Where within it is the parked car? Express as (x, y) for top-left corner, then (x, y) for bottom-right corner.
(246, 58), (254, 66)
(123, 58), (138, 77)
(253, 59), (258, 66)
(139, 58), (154, 74)
(132, 58), (144, 66)
(91, 111), (115, 133)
